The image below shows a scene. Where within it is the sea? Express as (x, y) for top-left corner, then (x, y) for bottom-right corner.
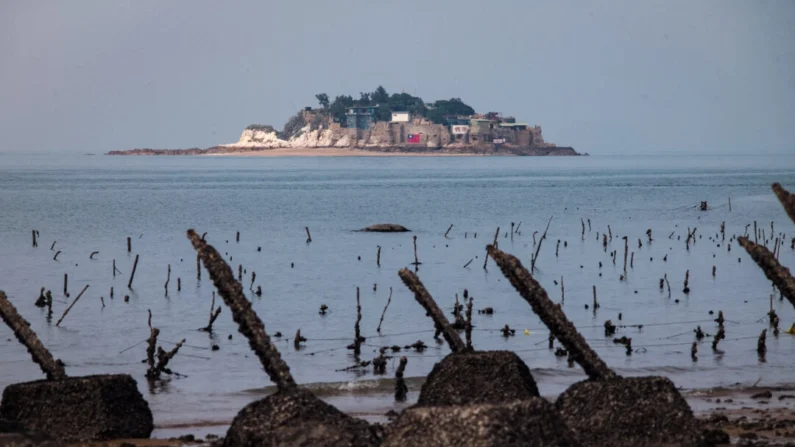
(1, 153), (794, 438)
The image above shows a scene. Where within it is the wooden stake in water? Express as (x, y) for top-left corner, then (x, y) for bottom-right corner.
(622, 236), (628, 275)
(412, 235), (421, 267)
(531, 217), (552, 272)
(305, 227), (312, 243)
(32, 230), (37, 248)
(395, 356), (408, 402)
(128, 254), (139, 289)
(484, 227), (500, 269)
(445, 224), (454, 238)
(353, 287), (362, 356)
(376, 287), (392, 333)
(63, 273), (68, 296)
(164, 264), (171, 296)
(202, 291), (222, 332)
(127, 237), (131, 253)
(683, 270), (690, 294)
(465, 297), (473, 350)
(376, 245), (381, 268)
(56, 284), (89, 327)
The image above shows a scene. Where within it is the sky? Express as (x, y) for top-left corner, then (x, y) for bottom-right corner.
(1, 0), (794, 155)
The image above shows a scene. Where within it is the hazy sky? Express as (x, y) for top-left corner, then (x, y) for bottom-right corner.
(1, 1), (794, 154)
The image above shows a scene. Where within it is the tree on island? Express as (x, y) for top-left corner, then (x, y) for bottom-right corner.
(371, 85), (389, 104)
(312, 87), (474, 126)
(426, 98), (476, 124)
(315, 93), (330, 109)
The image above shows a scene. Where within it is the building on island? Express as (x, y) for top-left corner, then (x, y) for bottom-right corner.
(498, 122), (528, 131)
(391, 111), (410, 123)
(346, 106), (377, 130)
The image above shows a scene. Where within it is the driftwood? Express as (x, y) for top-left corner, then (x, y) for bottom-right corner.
(0, 290), (66, 380)
(187, 229), (297, 390)
(487, 245), (617, 381)
(55, 284), (89, 327)
(739, 237), (795, 307)
(398, 269), (466, 353)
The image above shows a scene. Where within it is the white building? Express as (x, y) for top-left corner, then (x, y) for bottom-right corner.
(391, 111), (410, 123)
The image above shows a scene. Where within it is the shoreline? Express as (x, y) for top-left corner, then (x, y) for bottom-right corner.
(59, 383), (795, 445)
(106, 145), (584, 157)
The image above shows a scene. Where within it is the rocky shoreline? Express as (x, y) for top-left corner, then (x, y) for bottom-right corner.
(107, 145), (582, 156)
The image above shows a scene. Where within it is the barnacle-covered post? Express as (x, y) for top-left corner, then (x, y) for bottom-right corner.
(0, 291), (66, 380)
(187, 229), (297, 390)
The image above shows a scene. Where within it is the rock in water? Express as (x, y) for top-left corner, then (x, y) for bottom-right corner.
(555, 377), (702, 447)
(224, 388), (383, 447)
(417, 351), (539, 406)
(0, 374), (153, 442)
(358, 224), (410, 233)
(382, 398), (581, 447)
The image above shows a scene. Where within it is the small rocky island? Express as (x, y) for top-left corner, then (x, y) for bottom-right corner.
(108, 86), (583, 156)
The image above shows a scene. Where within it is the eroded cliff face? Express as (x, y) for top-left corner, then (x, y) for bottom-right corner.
(222, 123), (556, 151)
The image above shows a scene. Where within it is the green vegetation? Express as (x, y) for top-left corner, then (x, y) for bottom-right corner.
(315, 86), (474, 125)
(280, 111), (306, 140)
(426, 98), (475, 124)
(245, 124), (277, 133)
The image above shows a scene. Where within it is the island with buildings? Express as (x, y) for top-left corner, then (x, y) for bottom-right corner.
(108, 87), (584, 156)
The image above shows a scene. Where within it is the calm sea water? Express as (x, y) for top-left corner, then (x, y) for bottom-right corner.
(1, 153), (795, 436)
